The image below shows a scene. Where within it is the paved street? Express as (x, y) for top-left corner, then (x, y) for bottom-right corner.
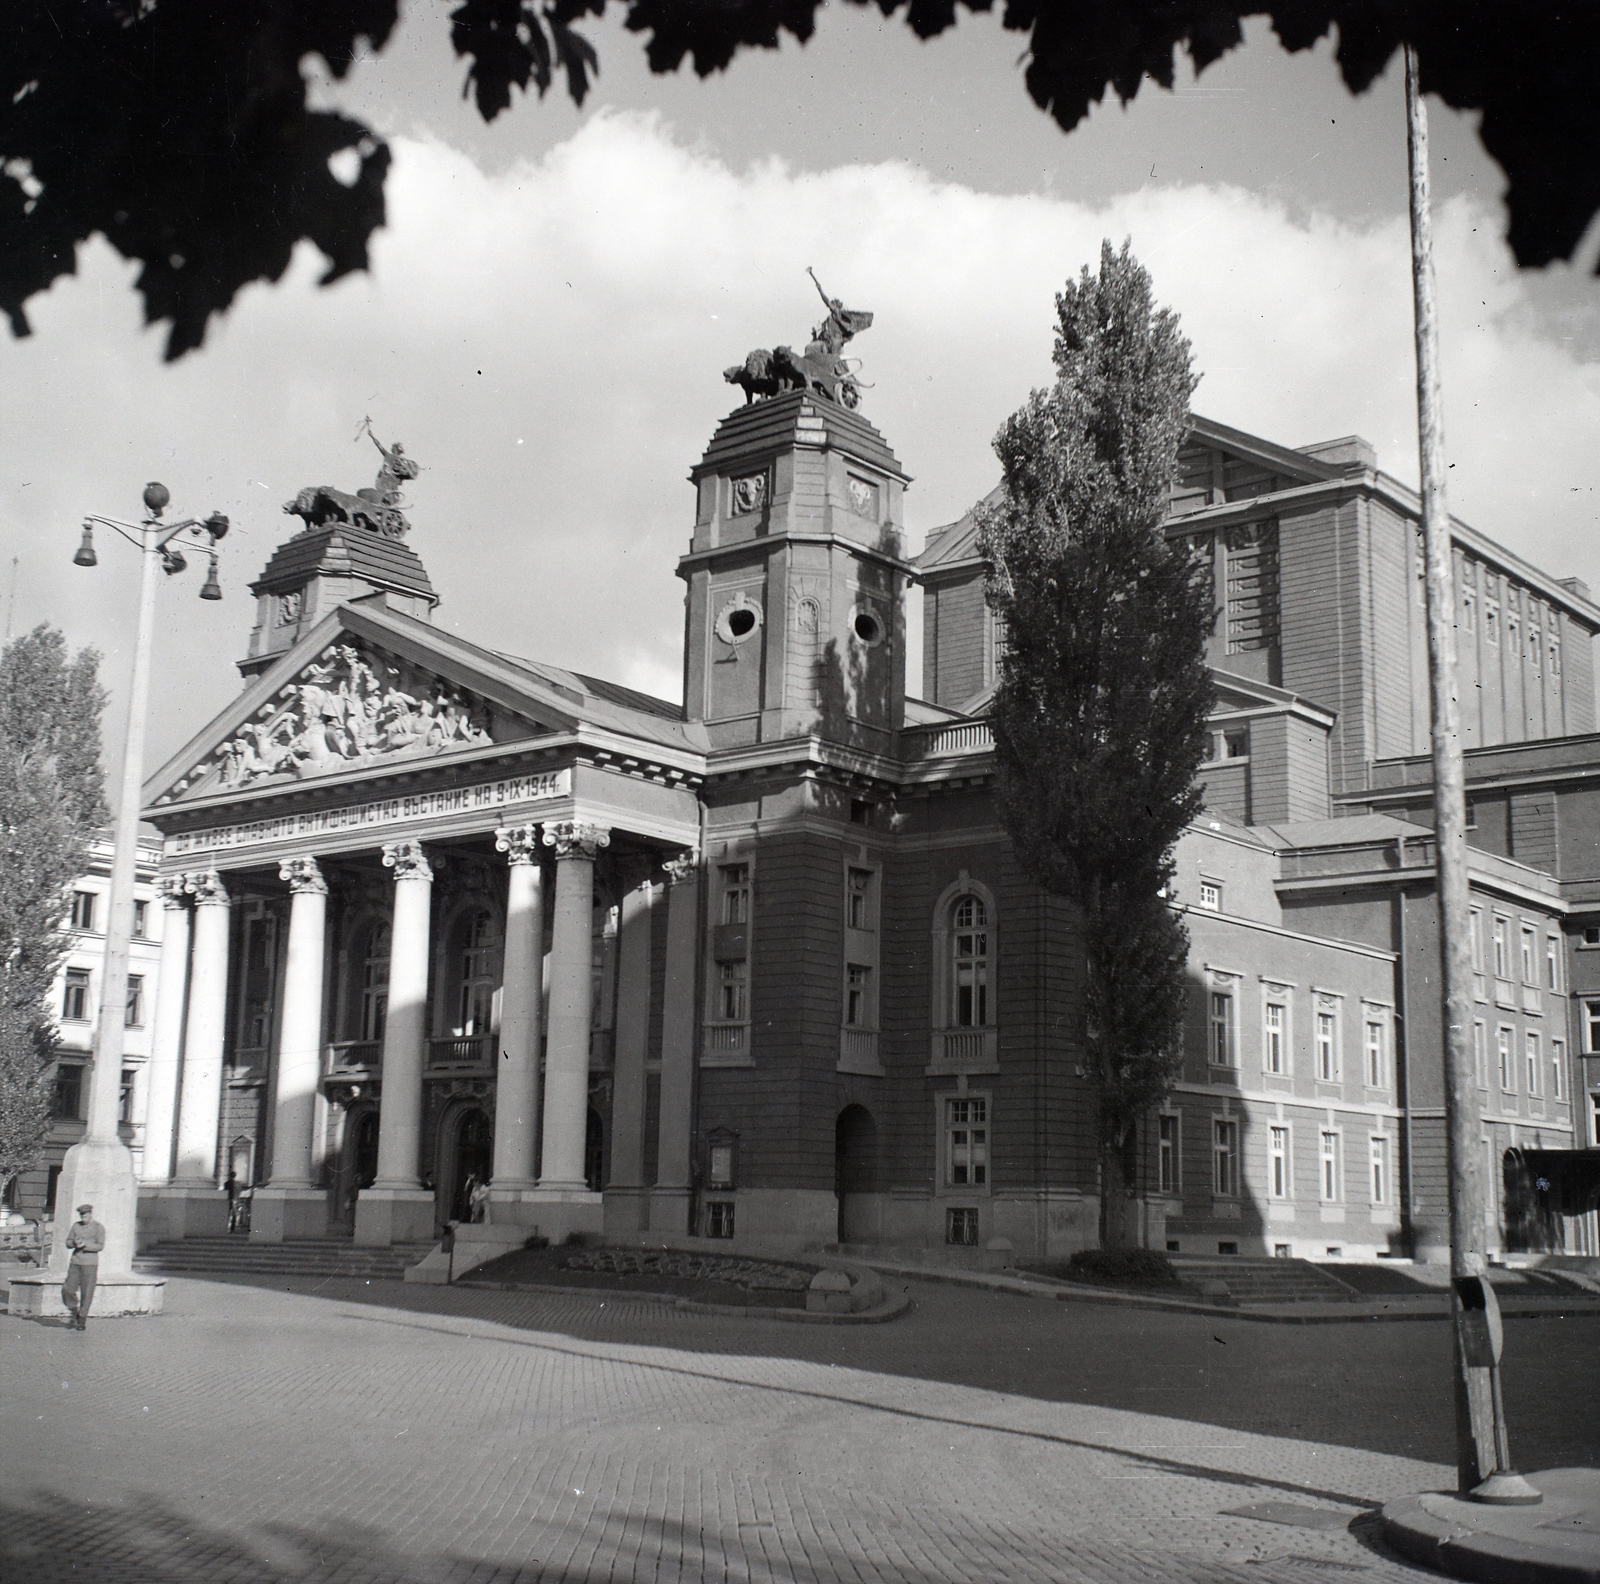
(3, 1273), (1596, 1584)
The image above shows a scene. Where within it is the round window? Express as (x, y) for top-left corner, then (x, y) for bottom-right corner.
(714, 597), (763, 645)
(852, 608), (885, 646)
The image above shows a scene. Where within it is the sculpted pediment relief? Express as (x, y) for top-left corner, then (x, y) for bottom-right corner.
(165, 641), (541, 802)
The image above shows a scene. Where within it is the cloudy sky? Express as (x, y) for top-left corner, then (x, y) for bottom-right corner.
(3, 8), (1597, 797)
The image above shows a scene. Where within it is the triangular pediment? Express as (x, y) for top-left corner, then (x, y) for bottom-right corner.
(147, 607), (584, 809)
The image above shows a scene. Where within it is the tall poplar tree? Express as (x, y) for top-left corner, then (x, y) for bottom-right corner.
(977, 241), (1214, 1247)
(0, 625), (107, 1203)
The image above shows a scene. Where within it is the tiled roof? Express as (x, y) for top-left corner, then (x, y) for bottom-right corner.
(250, 526), (437, 601)
(695, 392), (906, 480)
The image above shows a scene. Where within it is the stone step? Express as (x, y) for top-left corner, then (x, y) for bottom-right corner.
(1169, 1257), (1361, 1303)
(134, 1238), (434, 1279)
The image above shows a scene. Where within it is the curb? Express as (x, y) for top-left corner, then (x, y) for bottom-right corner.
(452, 1278), (913, 1325)
(855, 1262), (1600, 1325)
(1381, 1488), (1600, 1584)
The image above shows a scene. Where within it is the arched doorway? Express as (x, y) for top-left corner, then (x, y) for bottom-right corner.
(334, 1107), (380, 1225)
(585, 1108), (604, 1193)
(442, 1107), (493, 1223)
(835, 1104), (878, 1245)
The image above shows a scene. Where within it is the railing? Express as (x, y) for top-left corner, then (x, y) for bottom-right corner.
(940, 1030), (988, 1063)
(326, 1040), (381, 1074)
(703, 1022), (747, 1059)
(1521, 984), (1543, 1015)
(839, 1027), (879, 1069)
(429, 1035), (490, 1068)
(910, 721), (994, 758)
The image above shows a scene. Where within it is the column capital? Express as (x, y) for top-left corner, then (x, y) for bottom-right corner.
(157, 874), (190, 909)
(661, 848), (700, 887)
(543, 820), (610, 861)
(495, 823), (543, 866)
(279, 855), (328, 895)
(184, 868), (229, 907)
(382, 839), (433, 882)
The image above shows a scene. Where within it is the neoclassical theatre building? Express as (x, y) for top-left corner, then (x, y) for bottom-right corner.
(133, 390), (1600, 1263)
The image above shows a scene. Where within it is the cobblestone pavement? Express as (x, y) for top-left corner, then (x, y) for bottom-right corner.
(3, 1273), (1596, 1584)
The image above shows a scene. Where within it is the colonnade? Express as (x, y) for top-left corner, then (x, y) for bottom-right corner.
(137, 820), (700, 1246)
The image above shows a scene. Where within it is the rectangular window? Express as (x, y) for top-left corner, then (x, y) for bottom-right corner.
(51, 1064), (83, 1120)
(1315, 1010), (1338, 1081)
(1209, 991), (1236, 1066)
(1486, 604), (1499, 646)
(1198, 880), (1222, 912)
(1551, 637), (1562, 675)
(1213, 1119), (1239, 1197)
(946, 1207), (980, 1246)
(1528, 626), (1542, 670)
(950, 895), (990, 1028)
(845, 963), (871, 1027)
(1587, 1000), (1600, 1054)
(1521, 926), (1537, 984)
(1525, 1030), (1541, 1096)
(125, 974), (144, 1028)
(132, 899), (148, 939)
(1469, 909), (1484, 971)
(1158, 1115), (1179, 1194)
(1498, 1026), (1515, 1091)
(1264, 1000), (1286, 1074)
(69, 890), (96, 931)
(1320, 1131), (1341, 1202)
(1492, 918), (1510, 978)
(1462, 591), (1475, 633)
(1370, 1136), (1389, 1205)
(704, 1201), (735, 1239)
(61, 967), (90, 1022)
(946, 1097), (988, 1187)
(718, 960), (747, 1023)
(1547, 936), (1561, 991)
(1586, 924), (1600, 947)
(1593, 1095), (1600, 1148)
(1268, 1126), (1289, 1199)
(1224, 519), (1280, 654)
(1473, 1020), (1488, 1087)
(1551, 1038), (1566, 1101)
(845, 867), (873, 931)
(1364, 1019), (1386, 1087)
(719, 863), (750, 926)
(119, 1069), (135, 1125)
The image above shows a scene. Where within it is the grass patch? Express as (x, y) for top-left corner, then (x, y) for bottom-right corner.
(463, 1245), (822, 1309)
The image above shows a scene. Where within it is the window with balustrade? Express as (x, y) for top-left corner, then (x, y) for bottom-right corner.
(359, 921), (390, 1045)
(705, 856), (753, 1062)
(930, 880), (997, 1071)
(450, 907), (502, 1039)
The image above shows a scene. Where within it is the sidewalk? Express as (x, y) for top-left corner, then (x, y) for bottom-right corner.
(1382, 1468), (1600, 1583)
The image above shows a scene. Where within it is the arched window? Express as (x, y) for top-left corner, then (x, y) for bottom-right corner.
(360, 921), (390, 1043)
(950, 895), (990, 1027)
(456, 908), (499, 1036)
(930, 879), (998, 1073)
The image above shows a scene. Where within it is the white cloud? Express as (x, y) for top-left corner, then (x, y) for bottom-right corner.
(2, 112), (1595, 779)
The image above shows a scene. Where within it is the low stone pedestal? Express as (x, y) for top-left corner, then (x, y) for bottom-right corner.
(8, 1271), (166, 1319)
(647, 1187), (691, 1237)
(518, 1188), (603, 1245)
(140, 1186), (229, 1245)
(405, 1222), (532, 1285)
(354, 1187), (436, 1247)
(250, 1187), (328, 1243)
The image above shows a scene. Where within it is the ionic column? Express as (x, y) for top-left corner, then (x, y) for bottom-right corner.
(267, 856), (328, 1188)
(138, 876), (191, 1186)
(538, 821), (610, 1191)
(491, 824), (545, 1197)
(372, 840), (432, 1189)
(604, 866), (655, 1230)
(651, 848), (699, 1234)
(173, 869), (231, 1186)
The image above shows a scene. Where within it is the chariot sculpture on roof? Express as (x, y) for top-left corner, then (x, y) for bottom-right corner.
(724, 269), (874, 409)
(282, 421), (421, 539)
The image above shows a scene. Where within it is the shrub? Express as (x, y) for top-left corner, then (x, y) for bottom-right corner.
(1066, 1248), (1178, 1286)
(524, 1234), (549, 1250)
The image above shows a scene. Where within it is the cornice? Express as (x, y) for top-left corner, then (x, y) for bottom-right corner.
(676, 529), (920, 582)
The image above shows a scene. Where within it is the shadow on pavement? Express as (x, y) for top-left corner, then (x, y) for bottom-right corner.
(149, 1269), (1600, 1475)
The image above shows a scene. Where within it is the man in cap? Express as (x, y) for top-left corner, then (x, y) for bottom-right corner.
(61, 1203), (105, 1330)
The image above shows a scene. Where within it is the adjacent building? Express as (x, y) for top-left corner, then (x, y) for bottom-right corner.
(121, 391), (1600, 1263)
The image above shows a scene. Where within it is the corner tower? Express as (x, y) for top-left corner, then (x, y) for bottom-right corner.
(679, 391), (913, 754)
(239, 434), (439, 678)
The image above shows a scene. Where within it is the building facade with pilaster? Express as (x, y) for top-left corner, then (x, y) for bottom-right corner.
(129, 394), (1600, 1264)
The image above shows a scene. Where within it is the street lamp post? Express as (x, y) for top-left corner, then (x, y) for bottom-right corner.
(43, 484), (228, 1317)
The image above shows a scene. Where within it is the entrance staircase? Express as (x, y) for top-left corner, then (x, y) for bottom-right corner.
(135, 1236), (435, 1282)
(1170, 1256), (1362, 1304)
